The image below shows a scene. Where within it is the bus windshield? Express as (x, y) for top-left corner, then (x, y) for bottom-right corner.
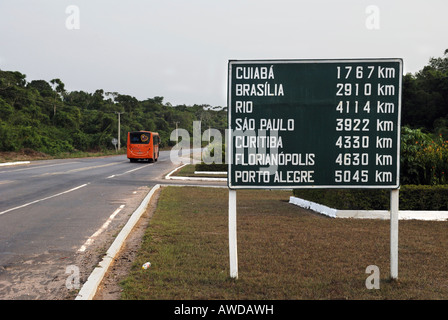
(129, 132), (151, 144)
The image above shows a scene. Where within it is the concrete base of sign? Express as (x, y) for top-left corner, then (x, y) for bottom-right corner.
(288, 196), (337, 218)
(289, 196), (448, 221)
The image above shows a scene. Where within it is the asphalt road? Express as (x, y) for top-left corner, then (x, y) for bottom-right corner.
(0, 150), (195, 299)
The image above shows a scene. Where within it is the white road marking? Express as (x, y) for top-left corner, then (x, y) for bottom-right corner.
(0, 161), (79, 174)
(106, 163), (152, 179)
(31, 162), (119, 178)
(78, 204), (125, 252)
(0, 183), (89, 216)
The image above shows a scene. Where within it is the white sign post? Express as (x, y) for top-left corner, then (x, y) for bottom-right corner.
(228, 189), (238, 279)
(111, 138), (118, 152)
(390, 188), (399, 279)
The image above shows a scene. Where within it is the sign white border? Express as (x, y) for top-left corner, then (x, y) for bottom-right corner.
(227, 58), (403, 190)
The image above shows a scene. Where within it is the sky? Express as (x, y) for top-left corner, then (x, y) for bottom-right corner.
(0, 0), (447, 107)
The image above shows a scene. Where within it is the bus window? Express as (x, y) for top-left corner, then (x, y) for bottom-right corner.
(129, 132), (150, 144)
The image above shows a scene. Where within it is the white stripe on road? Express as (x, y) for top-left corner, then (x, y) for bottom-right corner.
(0, 161), (79, 174)
(31, 162), (119, 178)
(78, 204), (125, 252)
(106, 163), (153, 179)
(0, 183), (89, 216)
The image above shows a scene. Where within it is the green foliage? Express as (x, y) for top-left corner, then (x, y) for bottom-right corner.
(0, 69), (227, 155)
(195, 142), (228, 171)
(195, 163), (228, 172)
(293, 188), (389, 210)
(1, 49), (446, 179)
(401, 126), (448, 185)
(0, 122), (19, 151)
(0, 97), (13, 118)
(402, 49), (448, 136)
(293, 185), (448, 210)
(400, 185), (448, 210)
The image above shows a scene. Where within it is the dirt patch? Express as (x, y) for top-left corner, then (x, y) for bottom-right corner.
(0, 250), (78, 300)
(92, 188), (161, 300)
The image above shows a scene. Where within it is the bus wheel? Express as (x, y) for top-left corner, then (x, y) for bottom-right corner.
(130, 158), (137, 163)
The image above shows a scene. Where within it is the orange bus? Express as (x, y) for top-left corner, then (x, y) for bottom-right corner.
(127, 131), (160, 162)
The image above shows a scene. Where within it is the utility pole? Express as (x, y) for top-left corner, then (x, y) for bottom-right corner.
(174, 121), (180, 142)
(115, 112), (125, 150)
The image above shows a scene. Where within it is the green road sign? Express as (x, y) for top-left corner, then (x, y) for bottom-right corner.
(227, 59), (402, 189)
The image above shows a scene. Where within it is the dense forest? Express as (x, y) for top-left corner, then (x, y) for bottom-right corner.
(0, 73), (227, 154)
(0, 50), (447, 158)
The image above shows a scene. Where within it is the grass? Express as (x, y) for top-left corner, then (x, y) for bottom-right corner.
(120, 186), (448, 300)
(172, 164), (197, 177)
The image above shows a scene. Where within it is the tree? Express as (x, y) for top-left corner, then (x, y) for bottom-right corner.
(0, 97), (14, 121)
(50, 78), (66, 118)
(428, 48), (448, 72)
(28, 80), (53, 98)
(402, 49), (448, 134)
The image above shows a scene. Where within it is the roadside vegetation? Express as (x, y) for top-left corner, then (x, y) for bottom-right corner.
(0, 147), (126, 163)
(0, 71), (227, 158)
(1, 49), (447, 163)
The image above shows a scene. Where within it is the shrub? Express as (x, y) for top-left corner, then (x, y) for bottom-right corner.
(195, 163), (228, 172)
(195, 143), (227, 171)
(293, 188), (389, 210)
(0, 122), (20, 151)
(400, 126), (448, 185)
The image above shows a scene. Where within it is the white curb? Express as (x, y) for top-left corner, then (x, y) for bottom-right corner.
(0, 161), (30, 167)
(165, 164), (227, 182)
(194, 171), (227, 175)
(289, 196), (448, 221)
